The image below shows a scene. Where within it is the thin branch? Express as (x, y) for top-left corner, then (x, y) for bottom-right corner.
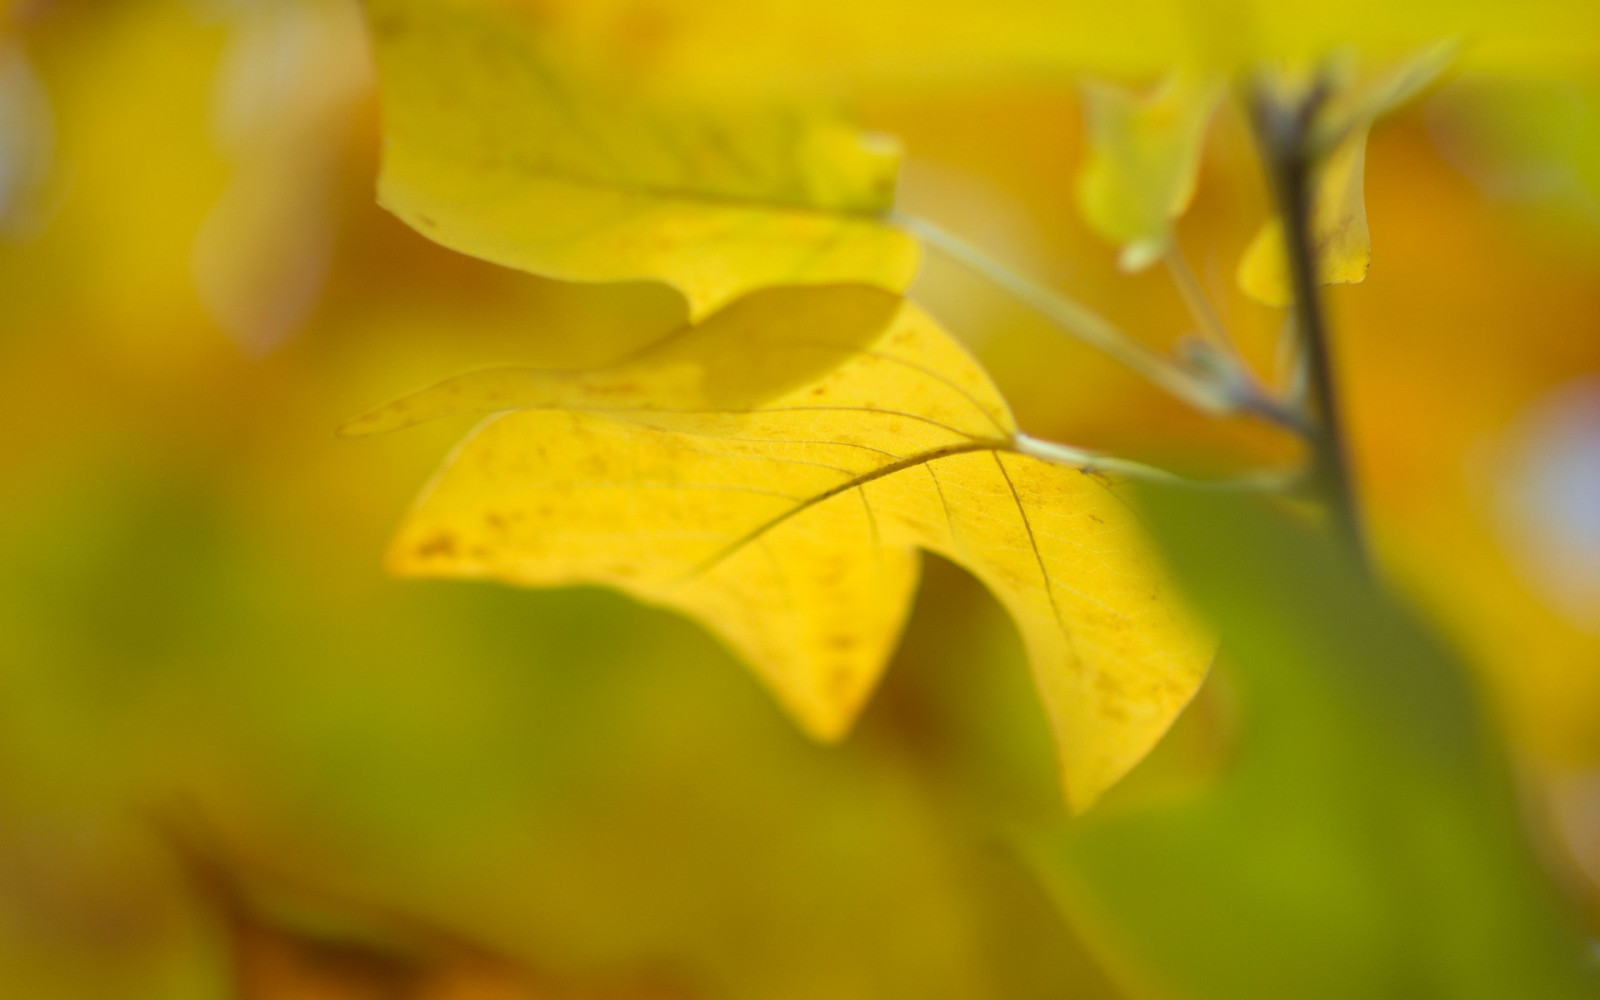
(1162, 243), (1313, 434)
(1164, 243), (1237, 357)
(1251, 81), (1368, 566)
(899, 212), (1311, 437)
(894, 212), (1236, 416)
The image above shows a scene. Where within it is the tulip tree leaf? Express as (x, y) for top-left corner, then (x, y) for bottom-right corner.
(346, 286), (1212, 811)
(1077, 73), (1221, 271)
(364, 0), (919, 322)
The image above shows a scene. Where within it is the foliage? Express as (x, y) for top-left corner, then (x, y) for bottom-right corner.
(350, 0), (1456, 808)
(367, 0), (918, 321)
(344, 0), (1600, 993)
(1033, 490), (1599, 998)
(2, 0), (1600, 997)
(1077, 73), (1220, 272)
(344, 287), (1211, 809)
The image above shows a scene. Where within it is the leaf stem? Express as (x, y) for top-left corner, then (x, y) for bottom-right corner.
(898, 212), (1310, 437)
(1013, 433), (1295, 492)
(894, 212), (1235, 415)
(1161, 243), (1311, 435)
(1251, 82), (1368, 567)
(1164, 243), (1236, 357)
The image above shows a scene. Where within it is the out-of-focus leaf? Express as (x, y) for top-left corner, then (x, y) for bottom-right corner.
(1314, 41), (1458, 148)
(1239, 44), (1454, 306)
(365, 0), (918, 322)
(1237, 129), (1370, 306)
(1030, 490), (1598, 999)
(347, 286), (1211, 810)
(1077, 74), (1220, 271)
(1427, 73), (1600, 252)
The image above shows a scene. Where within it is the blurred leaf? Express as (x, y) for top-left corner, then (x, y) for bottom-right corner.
(1030, 490), (1598, 999)
(1239, 44), (1454, 306)
(347, 286), (1211, 810)
(1077, 73), (1220, 271)
(1315, 41), (1457, 148)
(1427, 72), (1600, 251)
(1237, 128), (1370, 305)
(365, 0), (918, 322)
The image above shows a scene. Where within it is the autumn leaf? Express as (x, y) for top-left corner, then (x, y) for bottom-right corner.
(1077, 73), (1221, 271)
(345, 286), (1212, 811)
(1239, 43), (1455, 306)
(1237, 129), (1371, 306)
(364, 0), (918, 322)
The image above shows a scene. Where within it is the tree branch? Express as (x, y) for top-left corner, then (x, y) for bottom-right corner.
(1251, 81), (1369, 568)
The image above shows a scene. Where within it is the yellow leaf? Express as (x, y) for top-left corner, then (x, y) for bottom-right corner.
(1238, 43), (1453, 306)
(365, 0), (918, 322)
(1237, 129), (1371, 307)
(348, 286), (1212, 811)
(1077, 73), (1220, 271)
(339, 287), (904, 437)
(1314, 40), (1458, 149)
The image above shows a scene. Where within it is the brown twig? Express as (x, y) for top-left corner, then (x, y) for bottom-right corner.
(1251, 78), (1369, 570)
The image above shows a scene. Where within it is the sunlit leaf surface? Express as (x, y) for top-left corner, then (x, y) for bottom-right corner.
(366, 0), (919, 321)
(348, 287), (1212, 810)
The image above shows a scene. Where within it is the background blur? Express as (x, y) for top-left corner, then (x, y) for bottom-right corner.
(0, 0), (1597, 997)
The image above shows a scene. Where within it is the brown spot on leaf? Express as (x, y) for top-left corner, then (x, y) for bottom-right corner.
(415, 533), (457, 559)
(1092, 670), (1131, 723)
